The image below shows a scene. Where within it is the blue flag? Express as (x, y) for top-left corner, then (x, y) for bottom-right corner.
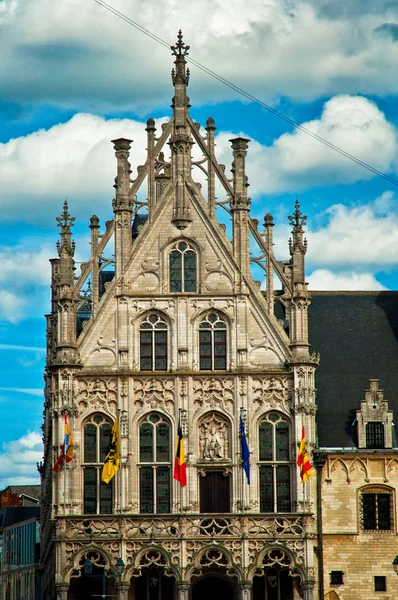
(240, 413), (250, 484)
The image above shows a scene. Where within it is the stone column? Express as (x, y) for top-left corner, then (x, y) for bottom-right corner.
(116, 582), (130, 600)
(302, 580), (315, 600)
(177, 581), (190, 600)
(55, 584), (69, 600)
(238, 582), (253, 600)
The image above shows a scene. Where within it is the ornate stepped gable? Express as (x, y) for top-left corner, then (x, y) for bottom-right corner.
(40, 32), (319, 600)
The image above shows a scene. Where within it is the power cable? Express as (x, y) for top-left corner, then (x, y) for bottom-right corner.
(93, 0), (398, 187)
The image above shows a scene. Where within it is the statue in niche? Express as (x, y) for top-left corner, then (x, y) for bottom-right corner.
(199, 414), (229, 461)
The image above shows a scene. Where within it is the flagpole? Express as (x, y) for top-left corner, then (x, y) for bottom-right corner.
(64, 414), (67, 516)
(179, 409), (183, 514)
(240, 408), (244, 512)
(118, 409), (122, 514)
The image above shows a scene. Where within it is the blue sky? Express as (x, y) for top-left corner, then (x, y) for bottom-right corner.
(0, 0), (397, 487)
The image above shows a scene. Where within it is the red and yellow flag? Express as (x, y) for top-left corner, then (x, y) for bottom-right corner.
(297, 426), (312, 483)
(53, 414), (73, 472)
(173, 415), (186, 487)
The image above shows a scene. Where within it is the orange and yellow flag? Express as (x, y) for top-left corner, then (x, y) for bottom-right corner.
(297, 426), (312, 483)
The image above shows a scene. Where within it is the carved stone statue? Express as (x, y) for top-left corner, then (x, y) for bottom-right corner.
(199, 413), (229, 461)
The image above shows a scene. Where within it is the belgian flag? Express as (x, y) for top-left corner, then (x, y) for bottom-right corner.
(297, 426), (312, 483)
(173, 414), (186, 487)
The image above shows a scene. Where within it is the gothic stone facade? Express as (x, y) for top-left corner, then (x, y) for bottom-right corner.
(40, 34), (398, 600)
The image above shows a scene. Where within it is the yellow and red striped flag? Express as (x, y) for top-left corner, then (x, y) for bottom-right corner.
(53, 414), (73, 472)
(173, 414), (186, 487)
(297, 426), (312, 483)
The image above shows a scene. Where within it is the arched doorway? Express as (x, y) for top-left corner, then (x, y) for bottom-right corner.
(253, 569), (294, 600)
(192, 575), (235, 600)
(132, 566), (175, 600)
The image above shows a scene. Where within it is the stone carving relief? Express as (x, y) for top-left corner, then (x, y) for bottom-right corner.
(133, 378), (175, 413)
(89, 335), (116, 367)
(204, 259), (233, 293)
(252, 376), (292, 414)
(199, 413), (230, 461)
(249, 333), (280, 366)
(132, 259), (160, 292)
(193, 377), (234, 413)
(76, 378), (117, 415)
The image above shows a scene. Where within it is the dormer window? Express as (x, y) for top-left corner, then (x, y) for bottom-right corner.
(356, 380), (393, 449)
(169, 241), (197, 293)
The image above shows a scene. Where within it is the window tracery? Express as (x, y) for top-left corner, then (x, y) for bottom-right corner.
(139, 414), (171, 514)
(83, 414), (113, 514)
(140, 314), (168, 371)
(169, 240), (197, 293)
(199, 312), (227, 371)
(258, 412), (291, 513)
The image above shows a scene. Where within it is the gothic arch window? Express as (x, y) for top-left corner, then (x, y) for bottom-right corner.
(139, 414), (171, 514)
(140, 314), (168, 371)
(83, 414), (113, 514)
(169, 240), (197, 293)
(360, 486), (393, 531)
(258, 412), (291, 513)
(199, 312), (227, 371)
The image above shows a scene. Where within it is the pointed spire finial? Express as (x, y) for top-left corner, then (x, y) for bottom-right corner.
(171, 30), (190, 58)
(56, 199), (75, 257)
(288, 198), (307, 232)
(171, 30), (190, 86)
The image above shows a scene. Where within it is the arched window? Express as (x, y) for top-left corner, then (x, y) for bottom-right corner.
(258, 412), (291, 513)
(139, 414), (171, 514)
(140, 314), (168, 371)
(361, 486), (393, 531)
(83, 414), (113, 514)
(169, 241), (197, 292)
(199, 312), (227, 370)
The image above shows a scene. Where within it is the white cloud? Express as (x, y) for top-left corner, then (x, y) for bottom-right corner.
(306, 194), (398, 268)
(216, 95), (397, 195)
(1, 96), (396, 229)
(0, 431), (42, 488)
(0, 387), (43, 397)
(0, 113), (156, 223)
(0, 290), (26, 323)
(0, 0), (396, 112)
(307, 269), (387, 291)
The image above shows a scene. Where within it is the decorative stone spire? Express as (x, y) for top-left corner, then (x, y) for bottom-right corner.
(171, 30), (190, 87)
(230, 138), (251, 278)
(56, 200), (75, 287)
(170, 31), (193, 229)
(112, 138), (133, 278)
(286, 199), (311, 362)
(170, 30), (191, 135)
(288, 199), (307, 286)
(55, 200), (77, 361)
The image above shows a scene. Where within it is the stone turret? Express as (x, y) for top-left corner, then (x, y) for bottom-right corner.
(287, 199), (311, 362)
(112, 138), (133, 278)
(170, 31), (193, 229)
(55, 200), (77, 362)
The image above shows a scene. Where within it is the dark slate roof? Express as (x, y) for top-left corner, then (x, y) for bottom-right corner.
(308, 291), (398, 448)
(0, 507), (40, 529)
